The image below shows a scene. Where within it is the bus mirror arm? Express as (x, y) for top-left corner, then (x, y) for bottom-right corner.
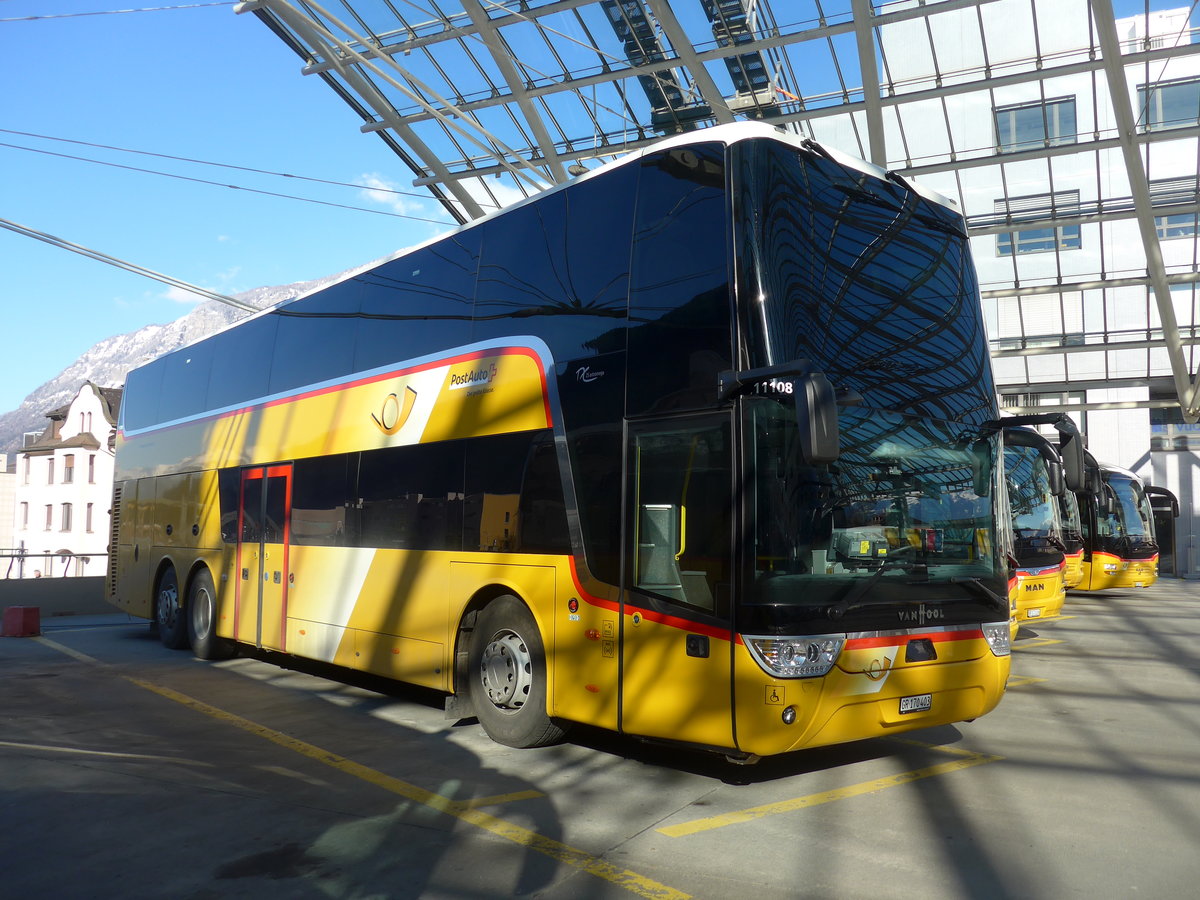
(716, 362), (840, 464)
(990, 413), (1086, 494)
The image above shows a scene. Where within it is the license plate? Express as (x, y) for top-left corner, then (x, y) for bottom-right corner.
(899, 693), (932, 715)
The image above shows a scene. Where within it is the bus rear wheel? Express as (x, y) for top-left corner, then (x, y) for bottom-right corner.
(468, 596), (566, 749)
(187, 568), (235, 660)
(155, 565), (188, 650)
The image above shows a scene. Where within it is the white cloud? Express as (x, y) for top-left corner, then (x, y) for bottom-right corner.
(357, 173), (423, 216)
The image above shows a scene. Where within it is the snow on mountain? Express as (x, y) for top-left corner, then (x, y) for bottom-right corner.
(0, 272), (344, 454)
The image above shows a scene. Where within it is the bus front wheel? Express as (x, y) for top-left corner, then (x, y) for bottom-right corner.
(468, 596), (566, 749)
(187, 568), (235, 660)
(155, 565), (188, 650)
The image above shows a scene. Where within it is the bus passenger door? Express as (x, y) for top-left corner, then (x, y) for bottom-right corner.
(621, 415), (735, 750)
(234, 465), (293, 651)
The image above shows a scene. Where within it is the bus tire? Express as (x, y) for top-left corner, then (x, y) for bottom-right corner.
(468, 595), (566, 749)
(155, 565), (188, 650)
(187, 568), (235, 660)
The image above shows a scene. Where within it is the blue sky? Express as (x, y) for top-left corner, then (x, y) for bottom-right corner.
(0, 0), (462, 414)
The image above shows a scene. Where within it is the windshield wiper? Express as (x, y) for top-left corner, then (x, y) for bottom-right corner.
(826, 545), (924, 620)
(948, 576), (1008, 606)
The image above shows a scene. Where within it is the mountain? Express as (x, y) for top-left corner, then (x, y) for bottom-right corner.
(0, 273), (346, 455)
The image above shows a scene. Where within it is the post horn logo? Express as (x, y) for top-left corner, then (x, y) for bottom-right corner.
(371, 386), (418, 435)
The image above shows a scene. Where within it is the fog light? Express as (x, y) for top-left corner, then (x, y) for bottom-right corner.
(781, 706), (797, 725)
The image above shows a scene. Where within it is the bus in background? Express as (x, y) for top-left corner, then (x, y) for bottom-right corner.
(1075, 453), (1177, 591)
(109, 122), (1015, 761)
(1058, 488), (1085, 589)
(999, 418), (1084, 634)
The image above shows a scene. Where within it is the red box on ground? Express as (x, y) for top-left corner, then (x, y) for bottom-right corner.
(2, 606), (41, 637)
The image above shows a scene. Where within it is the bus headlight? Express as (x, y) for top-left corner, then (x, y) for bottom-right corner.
(981, 622), (1011, 657)
(745, 635), (843, 678)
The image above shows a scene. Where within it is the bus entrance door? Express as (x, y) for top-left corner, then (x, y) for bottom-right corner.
(621, 416), (735, 750)
(234, 464), (293, 652)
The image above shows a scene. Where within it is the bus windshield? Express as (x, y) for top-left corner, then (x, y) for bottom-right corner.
(1104, 472), (1154, 539)
(1004, 443), (1063, 566)
(746, 399), (1004, 612)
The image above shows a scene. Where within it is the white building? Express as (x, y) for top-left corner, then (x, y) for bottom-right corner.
(10, 383), (121, 579)
(0, 454), (15, 575)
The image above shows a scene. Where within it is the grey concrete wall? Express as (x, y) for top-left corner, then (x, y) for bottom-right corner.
(0, 576), (115, 617)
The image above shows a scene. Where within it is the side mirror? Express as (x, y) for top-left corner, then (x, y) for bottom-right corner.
(795, 373), (840, 465)
(1145, 485), (1180, 517)
(1058, 432), (1085, 493)
(1047, 461), (1064, 498)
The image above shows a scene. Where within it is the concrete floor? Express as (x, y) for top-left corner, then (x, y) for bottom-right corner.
(2, 579), (1198, 899)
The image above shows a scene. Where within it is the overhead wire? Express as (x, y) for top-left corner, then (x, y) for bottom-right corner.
(0, 139), (460, 226)
(0, 215), (261, 313)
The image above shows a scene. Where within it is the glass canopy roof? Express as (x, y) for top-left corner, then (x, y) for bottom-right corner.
(234, 0), (1200, 422)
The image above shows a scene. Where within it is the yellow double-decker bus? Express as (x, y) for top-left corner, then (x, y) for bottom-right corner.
(108, 123), (1015, 761)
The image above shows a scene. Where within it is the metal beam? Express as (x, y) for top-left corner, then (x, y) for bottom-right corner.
(460, 0), (569, 182)
(850, 0), (887, 166)
(979, 270), (1200, 299)
(1089, 0), (1197, 421)
(642, 0), (734, 124)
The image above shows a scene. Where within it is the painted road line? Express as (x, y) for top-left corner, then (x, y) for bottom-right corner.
(33, 636), (104, 665)
(1014, 638), (1064, 650)
(0, 739), (210, 766)
(658, 752), (1002, 838)
(1006, 675), (1048, 687)
(126, 677), (687, 900)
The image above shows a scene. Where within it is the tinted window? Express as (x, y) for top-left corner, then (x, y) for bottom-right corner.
(158, 340), (216, 422)
(464, 430), (569, 554)
(206, 314), (280, 412)
(357, 442), (465, 550)
(355, 232), (480, 371)
(268, 279), (363, 394)
(627, 145), (732, 416)
(735, 139), (996, 426)
(122, 358), (165, 432)
(292, 455), (357, 546)
(474, 169), (635, 361)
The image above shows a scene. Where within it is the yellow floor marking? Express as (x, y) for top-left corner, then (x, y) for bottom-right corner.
(1006, 675), (1048, 688)
(462, 790), (545, 808)
(886, 737), (997, 759)
(658, 751), (1002, 838)
(1014, 638), (1064, 650)
(125, 677), (687, 900)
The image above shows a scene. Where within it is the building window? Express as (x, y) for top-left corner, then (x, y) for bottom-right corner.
(995, 97), (1077, 153)
(19, 502), (28, 530)
(86, 503), (94, 533)
(44, 505), (53, 531)
(23, 456), (29, 485)
(1139, 77), (1200, 132)
(1149, 176), (1200, 239)
(1156, 213), (1198, 239)
(61, 503), (73, 532)
(47, 459), (54, 485)
(88, 454), (96, 483)
(64, 454), (74, 484)
(995, 191), (1082, 256)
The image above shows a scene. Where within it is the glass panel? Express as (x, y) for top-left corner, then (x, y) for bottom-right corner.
(632, 419), (732, 614)
(995, 98), (1077, 152)
(357, 442), (464, 550)
(354, 232), (480, 371)
(743, 399), (1006, 620)
(627, 145), (732, 417)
